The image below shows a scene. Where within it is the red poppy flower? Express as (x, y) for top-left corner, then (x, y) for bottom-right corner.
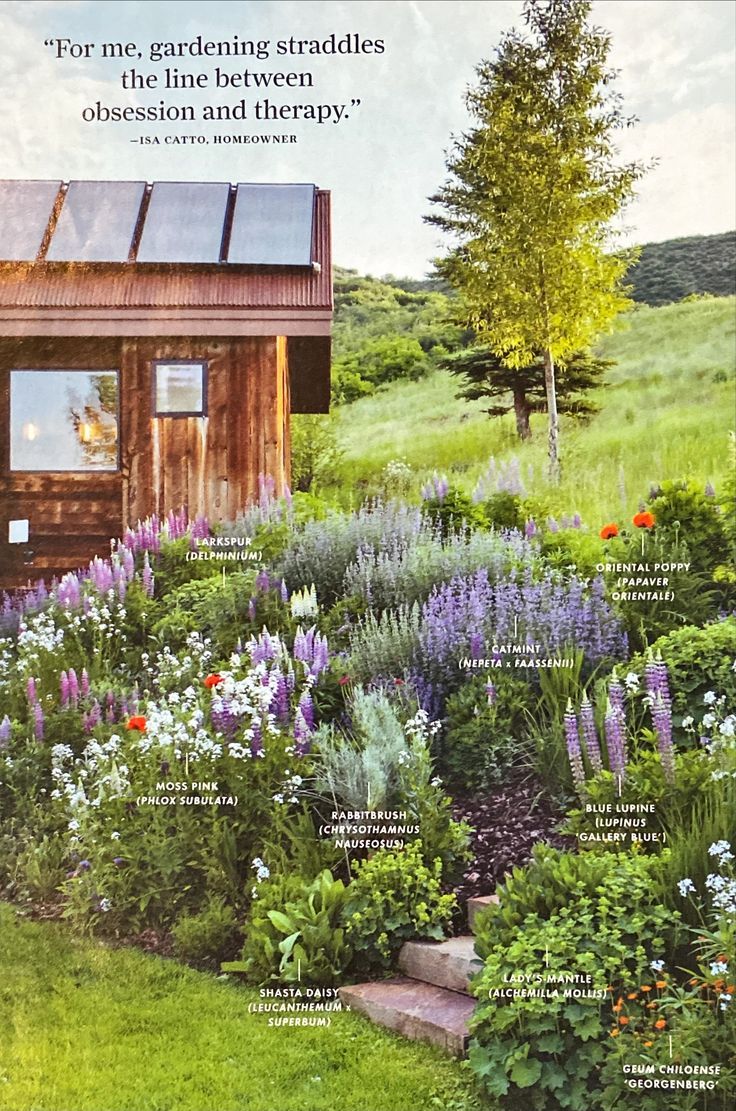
(600, 523), (619, 540)
(126, 716), (147, 732)
(338, 675), (351, 686)
(204, 674), (223, 689)
(633, 511), (655, 529)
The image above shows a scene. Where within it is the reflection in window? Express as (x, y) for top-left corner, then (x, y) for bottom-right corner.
(10, 370), (119, 471)
(154, 361), (207, 416)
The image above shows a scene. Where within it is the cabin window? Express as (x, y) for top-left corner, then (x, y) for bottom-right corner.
(153, 360), (207, 417)
(9, 369), (119, 472)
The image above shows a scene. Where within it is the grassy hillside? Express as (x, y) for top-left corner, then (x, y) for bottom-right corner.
(328, 296), (735, 527)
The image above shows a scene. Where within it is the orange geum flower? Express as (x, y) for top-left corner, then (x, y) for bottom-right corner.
(612, 1003), (623, 1013)
(655, 981), (667, 989)
(610, 1029), (620, 1038)
(627, 992), (638, 1000)
(654, 1019), (667, 1030)
(618, 1016), (630, 1026)
(640, 985), (652, 993)
(643, 1041), (653, 1048)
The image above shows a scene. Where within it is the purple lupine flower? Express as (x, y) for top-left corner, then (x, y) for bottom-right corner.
(564, 700), (585, 790)
(524, 518), (538, 539)
(294, 708), (311, 756)
(248, 598), (257, 622)
(579, 692), (602, 773)
(78, 860), (91, 872)
(645, 654), (675, 784)
(81, 669), (90, 697)
(68, 669), (79, 707)
(0, 715), (11, 748)
(210, 698), (241, 737)
(250, 719), (263, 757)
(705, 481), (715, 498)
(604, 700), (627, 781)
(83, 700), (102, 733)
(33, 701), (44, 741)
(280, 579), (289, 603)
(26, 676), (37, 704)
(113, 857), (125, 867)
(608, 673), (625, 718)
(572, 513), (582, 529)
(142, 552), (154, 598)
(274, 671), (290, 723)
(60, 671), (70, 709)
(485, 681), (496, 706)
(298, 690), (315, 731)
(56, 572), (82, 609)
(255, 570), (270, 592)
(105, 691), (116, 724)
(547, 517), (560, 533)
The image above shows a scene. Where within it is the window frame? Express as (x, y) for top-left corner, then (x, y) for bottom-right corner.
(8, 367), (121, 474)
(152, 359), (208, 418)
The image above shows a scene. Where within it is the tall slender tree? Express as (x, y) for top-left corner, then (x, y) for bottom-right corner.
(427, 0), (647, 481)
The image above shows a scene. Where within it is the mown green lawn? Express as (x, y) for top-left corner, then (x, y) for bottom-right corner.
(330, 297), (735, 525)
(0, 905), (484, 1111)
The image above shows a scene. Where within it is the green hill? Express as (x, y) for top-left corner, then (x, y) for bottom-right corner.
(327, 296), (736, 527)
(629, 231), (736, 305)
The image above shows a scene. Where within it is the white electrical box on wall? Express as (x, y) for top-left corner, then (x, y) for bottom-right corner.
(8, 519), (29, 544)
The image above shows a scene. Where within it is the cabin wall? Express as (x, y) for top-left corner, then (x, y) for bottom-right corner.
(0, 335), (291, 588)
(0, 338), (124, 586)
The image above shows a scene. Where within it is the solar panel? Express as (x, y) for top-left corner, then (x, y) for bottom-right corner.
(136, 182), (230, 263)
(47, 180), (145, 262)
(228, 184), (315, 266)
(0, 180), (60, 261)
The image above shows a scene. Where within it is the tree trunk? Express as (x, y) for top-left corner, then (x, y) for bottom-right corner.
(513, 388), (532, 440)
(543, 347), (561, 483)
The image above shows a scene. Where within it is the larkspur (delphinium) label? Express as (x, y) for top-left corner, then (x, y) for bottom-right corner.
(250, 987), (346, 1028)
(319, 810), (419, 850)
(136, 780), (238, 805)
(577, 803), (664, 844)
(187, 536), (263, 562)
(596, 561), (690, 602)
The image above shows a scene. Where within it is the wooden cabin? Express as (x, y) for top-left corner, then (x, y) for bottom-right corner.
(0, 179), (332, 587)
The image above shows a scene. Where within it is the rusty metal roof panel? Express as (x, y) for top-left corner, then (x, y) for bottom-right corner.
(0, 188), (331, 313)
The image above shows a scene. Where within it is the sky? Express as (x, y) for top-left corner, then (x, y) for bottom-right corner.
(0, 0), (733, 277)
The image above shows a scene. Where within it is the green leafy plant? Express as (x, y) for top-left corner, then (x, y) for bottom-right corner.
(441, 674), (532, 789)
(172, 896), (240, 965)
(469, 851), (678, 1110)
(343, 841), (456, 972)
(226, 870), (350, 986)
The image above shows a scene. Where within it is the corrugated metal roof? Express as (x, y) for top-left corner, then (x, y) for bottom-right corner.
(0, 189), (331, 312)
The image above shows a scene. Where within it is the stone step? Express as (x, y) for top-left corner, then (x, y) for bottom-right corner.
(339, 977), (475, 1056)
(468, 893), (499, 933)
(397, 935), (482, 994)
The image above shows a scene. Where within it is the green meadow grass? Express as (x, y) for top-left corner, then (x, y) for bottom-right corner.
(331, 297), (736, 526)
(0, 905), (483, 1111)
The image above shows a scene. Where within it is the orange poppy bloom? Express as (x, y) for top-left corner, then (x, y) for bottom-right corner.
(204, 673), (223, 689)
(654, 1019), (666, 1030)
(600, 523), (619, 540)
(126, 715), (147, 731)
(633, 511), (655, 529)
